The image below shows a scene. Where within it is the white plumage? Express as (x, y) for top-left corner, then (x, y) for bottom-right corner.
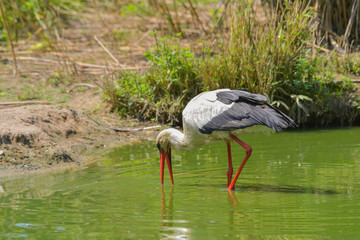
(183, 89), (233, 133)
(156, 89), (295, 191)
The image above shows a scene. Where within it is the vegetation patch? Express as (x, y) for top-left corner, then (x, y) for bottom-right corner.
(103, 1), (360, 127)
(103, 35), (202, 125)
(1, 0), (360, 128)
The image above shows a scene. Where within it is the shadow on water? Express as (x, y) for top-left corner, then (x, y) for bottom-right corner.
(236, 183), (338, 195)
(185, 183), (338, 195)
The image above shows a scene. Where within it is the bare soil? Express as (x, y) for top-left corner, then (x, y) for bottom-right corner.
(0, 102), (162, 176)
(0, 104), (117, 174)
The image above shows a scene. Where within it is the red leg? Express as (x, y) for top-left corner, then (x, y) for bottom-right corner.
(228, 134), (252, 191)
(226, 140), (234, 190)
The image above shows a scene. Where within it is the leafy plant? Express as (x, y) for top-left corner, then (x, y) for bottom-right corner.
(289, 94), (313, 124)
(284, 57), (360, 127)
(103, 34), (201, 125)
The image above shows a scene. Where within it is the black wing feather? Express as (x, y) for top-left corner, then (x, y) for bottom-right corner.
(200, 90), (295, 134)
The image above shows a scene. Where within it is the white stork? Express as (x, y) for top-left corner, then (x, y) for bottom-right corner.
(156, 89), (295, 191)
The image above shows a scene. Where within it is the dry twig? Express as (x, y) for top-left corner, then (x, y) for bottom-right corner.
(16, 56), (148, 71)
(0, 100), (50, 108)
(343, 0), (360, 51)
(94, 35), (124, 68)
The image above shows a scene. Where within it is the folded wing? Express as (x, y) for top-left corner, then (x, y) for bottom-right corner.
(182, 89), (295, 134)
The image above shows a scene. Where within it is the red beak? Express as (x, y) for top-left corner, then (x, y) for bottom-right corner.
(160, 148), (174, 186)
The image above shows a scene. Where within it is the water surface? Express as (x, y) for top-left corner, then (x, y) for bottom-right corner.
(0, 128), (360, 239)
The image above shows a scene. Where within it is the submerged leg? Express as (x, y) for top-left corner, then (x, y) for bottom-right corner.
(226, 140), (234, 190)
(228, 134), (252, 191)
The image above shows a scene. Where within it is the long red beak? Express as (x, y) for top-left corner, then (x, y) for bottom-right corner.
(160, 148), (174, 186)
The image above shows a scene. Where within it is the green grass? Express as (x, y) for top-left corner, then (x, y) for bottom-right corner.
(0, 0), (84, 42)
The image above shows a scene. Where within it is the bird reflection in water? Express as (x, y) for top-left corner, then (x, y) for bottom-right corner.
(159, 187), (190, 239)
(160, 186), (174, 226)
(227, 190), (242, 230)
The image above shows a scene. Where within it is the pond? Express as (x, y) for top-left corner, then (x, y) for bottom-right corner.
(0, 128), (360, 239)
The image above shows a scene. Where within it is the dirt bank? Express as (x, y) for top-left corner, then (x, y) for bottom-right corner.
(0, 104), (139, 176)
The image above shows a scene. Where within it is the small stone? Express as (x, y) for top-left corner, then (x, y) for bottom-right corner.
(0, 150), (4, 155)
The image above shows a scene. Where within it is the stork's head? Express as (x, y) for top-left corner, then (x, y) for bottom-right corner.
(156, 130), (174, 186)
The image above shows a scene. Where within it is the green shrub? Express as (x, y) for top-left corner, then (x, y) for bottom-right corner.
(103, 35), (202, 125)
(284, 57), (360, 126)
(103, 71), (151, 118)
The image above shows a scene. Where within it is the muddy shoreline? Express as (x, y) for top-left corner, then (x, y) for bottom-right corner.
(0, 104), (159, 177)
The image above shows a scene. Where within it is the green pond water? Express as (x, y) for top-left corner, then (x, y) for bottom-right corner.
(0, 128), (360, 239)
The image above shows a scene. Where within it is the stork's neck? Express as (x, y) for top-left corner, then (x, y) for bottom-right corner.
(159, 128), (200, 150)
(165, 128), (186, 149)
(158, 127), (206, 151)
